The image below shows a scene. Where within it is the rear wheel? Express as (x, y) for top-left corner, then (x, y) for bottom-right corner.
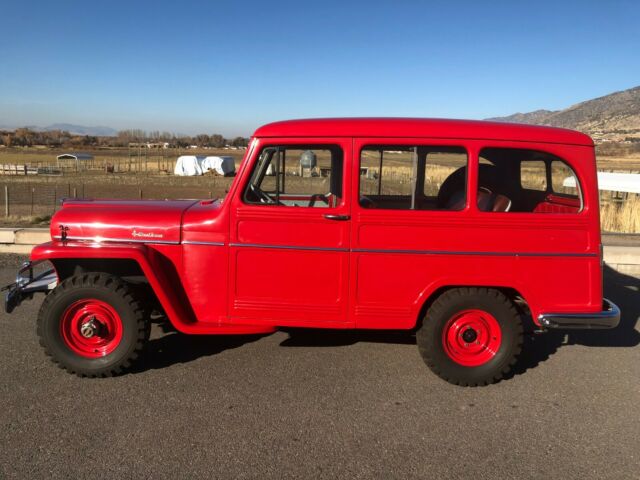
(37, 273), (150, 377)
(416, 287), (523, 386)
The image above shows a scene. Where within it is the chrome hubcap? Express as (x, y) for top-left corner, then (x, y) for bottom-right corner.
(80, 317), (99, 338)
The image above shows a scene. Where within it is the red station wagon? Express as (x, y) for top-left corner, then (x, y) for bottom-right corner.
(4, 118), (620, 386)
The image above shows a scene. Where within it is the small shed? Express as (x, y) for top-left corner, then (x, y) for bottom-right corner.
(56, 153), (95, 171)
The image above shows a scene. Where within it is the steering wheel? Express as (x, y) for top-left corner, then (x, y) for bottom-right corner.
(250, 184), (274, 204)
(249, 184), (284, 206)
(308, 193), (329, 207)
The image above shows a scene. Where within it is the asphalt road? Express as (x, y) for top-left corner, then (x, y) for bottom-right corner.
(0, 256), (638, 479)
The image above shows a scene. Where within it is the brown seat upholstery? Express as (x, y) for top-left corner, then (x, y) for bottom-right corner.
(477, 189), (511, 212)
(492, 194), (512, 212)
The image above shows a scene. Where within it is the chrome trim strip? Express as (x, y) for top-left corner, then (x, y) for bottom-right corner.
(229, 243), (348, 252)
(53, 235), (179, 245)
(182, 240), (225, 246)
(352, 248), (598, 258)
(52, 236), (599, 258)
(228, 243), (598, 257)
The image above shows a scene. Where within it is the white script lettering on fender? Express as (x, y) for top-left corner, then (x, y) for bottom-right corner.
(132, 230), (164, 239)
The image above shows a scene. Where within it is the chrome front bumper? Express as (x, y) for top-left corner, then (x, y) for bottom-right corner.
(538, 299), (621, 330)
(2, 261), (58, 313)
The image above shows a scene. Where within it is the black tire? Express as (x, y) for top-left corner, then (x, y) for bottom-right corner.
(37, 273), (150, 377)
(416, 287), (523, 386)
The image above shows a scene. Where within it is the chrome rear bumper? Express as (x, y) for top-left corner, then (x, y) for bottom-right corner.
(538, 299), (620, 330)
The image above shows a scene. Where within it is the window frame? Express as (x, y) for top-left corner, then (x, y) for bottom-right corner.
(241, 143), (346, 209)
(519, 159), (550, 192)
(476, 146), (585, 214)
(550, 159), (583, 201)
(357, 143), (469, 212)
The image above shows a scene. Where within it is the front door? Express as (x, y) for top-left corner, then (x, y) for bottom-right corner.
(228, 137), (352, 326)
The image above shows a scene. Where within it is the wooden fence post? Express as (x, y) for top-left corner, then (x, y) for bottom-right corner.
(4, 185), (8, 217)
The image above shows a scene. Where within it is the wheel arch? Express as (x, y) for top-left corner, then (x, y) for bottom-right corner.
(51, 258), (144, 282)
(415, 284), (535, 332)
(31, 241), (200, 333)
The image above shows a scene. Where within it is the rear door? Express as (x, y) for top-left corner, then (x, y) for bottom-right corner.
(228, 137), (352, 326)
(350, 137), (471, 329)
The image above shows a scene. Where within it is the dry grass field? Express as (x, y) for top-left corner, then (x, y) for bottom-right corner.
(0, 147), (638, 232)
(601, 196), (640, 232)
(590, 154), (640, 233)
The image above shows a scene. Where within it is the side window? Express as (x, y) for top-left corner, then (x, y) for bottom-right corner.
(520, 161), (548, 191)
(243, 145), (343, 208)
(477, 148), (582, 213)
(551, 160), (580, 197)
(359, 145), (468, 210)
(360, 147), (414, 198)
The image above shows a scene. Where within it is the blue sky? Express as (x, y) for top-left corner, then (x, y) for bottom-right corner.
(1, 0), (639, 136)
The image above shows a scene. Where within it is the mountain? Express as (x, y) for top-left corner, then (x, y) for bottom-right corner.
(42, 124), (117, 136)
(487, 85), (640, 141)
(0, 123), (117, 136)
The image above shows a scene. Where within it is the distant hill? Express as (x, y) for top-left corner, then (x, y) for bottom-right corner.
(0, 123), (117, 136)
(42, 124), (117, 136)
(487, 85), (640, 141)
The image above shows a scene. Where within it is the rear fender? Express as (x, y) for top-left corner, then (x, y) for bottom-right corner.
(414, 278), (536, 328)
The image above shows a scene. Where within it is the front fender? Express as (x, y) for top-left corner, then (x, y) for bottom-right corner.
(30, 241), (207, 333)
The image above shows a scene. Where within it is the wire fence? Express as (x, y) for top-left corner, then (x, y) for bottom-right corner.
(0, 156), (179, 176)
(0, 176), (638, 232)
(0, 180), (235, 219)
(0, 148), (246, 176)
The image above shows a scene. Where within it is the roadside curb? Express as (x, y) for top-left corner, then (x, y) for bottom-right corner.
(0, 227), (49, 254)
(1, 228), (639, 277)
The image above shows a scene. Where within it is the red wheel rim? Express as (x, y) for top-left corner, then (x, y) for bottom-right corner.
(60, 299), (123, 358)
(442, 309), (502, 367)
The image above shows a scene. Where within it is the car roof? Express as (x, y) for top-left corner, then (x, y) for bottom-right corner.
(253, 118), (593, 146)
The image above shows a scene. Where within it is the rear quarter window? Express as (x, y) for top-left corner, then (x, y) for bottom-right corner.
(477, 148), (583, 213)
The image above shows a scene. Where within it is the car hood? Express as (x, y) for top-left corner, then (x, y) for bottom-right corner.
(50, 199), (200, 244)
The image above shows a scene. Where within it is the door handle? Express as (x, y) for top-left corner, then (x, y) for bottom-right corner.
(324, 214), (350, 221)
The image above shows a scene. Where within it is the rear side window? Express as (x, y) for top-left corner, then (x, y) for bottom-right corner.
(478, 148), (582, 213)
(551, 160), (580, 197)
(359, 146), (468, 210)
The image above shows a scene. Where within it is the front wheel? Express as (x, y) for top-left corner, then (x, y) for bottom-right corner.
(37, 273), (150, 377)
(416, 287), (523, 386)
